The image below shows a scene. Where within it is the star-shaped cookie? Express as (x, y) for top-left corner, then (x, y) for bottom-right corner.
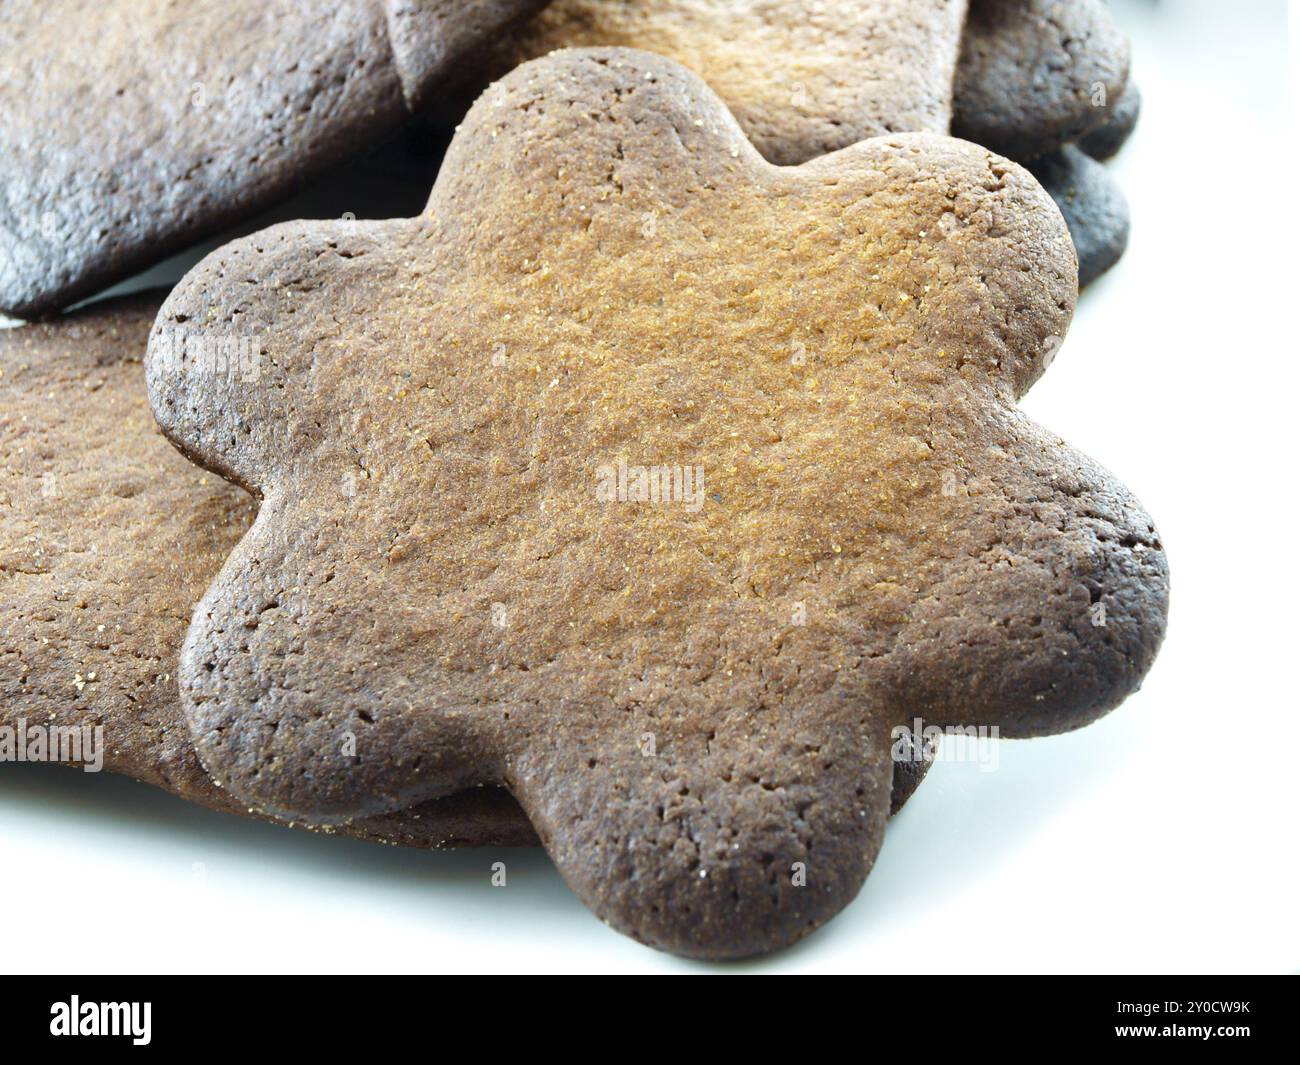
(148, 49), (1168, 958)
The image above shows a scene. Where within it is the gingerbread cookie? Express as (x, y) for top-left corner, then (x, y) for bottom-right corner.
(1028, 145), (1130, 288)
(480, 0), (970, 164)
(0, 291), (540, 848)
(148, 49), (1168, 959)
(0, 291), (929, 849)
(953, 0), (1130, 160)
(0, 0), (547, 320)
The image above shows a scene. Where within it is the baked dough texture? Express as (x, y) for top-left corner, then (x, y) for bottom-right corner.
(0, 0), (548, 319)
(0, 292), (536, 847)
(1028, 145), (1130, 288)
(483, 0), (970, 164)
(147, 50), (1168, 958)
(0, 290), (924, 847)
(477, 0), (1135, 284)
(953, 0), (1130, 158)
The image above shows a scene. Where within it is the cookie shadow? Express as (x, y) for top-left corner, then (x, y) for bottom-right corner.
(0, 714), (1140, 969)
(851, 721), (1138, 926)
(0, 762), (576, 913)
(79, 127), (449, 313)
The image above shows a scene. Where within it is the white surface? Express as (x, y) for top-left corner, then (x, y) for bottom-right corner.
(1, 0), (1297, 974)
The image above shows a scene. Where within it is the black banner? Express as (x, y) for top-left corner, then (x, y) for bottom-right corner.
(5, 976), (1290, 1052)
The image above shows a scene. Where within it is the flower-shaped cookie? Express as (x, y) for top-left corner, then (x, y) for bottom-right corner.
(147, 49), (1168, 958)
(0, 290), (926, 846)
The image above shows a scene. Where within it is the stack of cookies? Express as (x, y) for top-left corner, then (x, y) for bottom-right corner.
(1, 1), (1165, 959)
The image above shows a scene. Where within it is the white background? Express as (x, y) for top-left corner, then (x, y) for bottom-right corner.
(1, 0), (1296, 974)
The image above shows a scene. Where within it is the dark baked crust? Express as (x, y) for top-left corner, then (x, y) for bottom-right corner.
(147, 49), (1167, 958)
(887, 729), (937, 813)
(0, 292), (542, 846)
(1030, 145), (1131, 287)
(0, 290), (924, 850)
(0, 0), (547, 320)
(1, 293), (257, 806)
(1079, 82), (1141, 161)
(953, 0), (1130, 159)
